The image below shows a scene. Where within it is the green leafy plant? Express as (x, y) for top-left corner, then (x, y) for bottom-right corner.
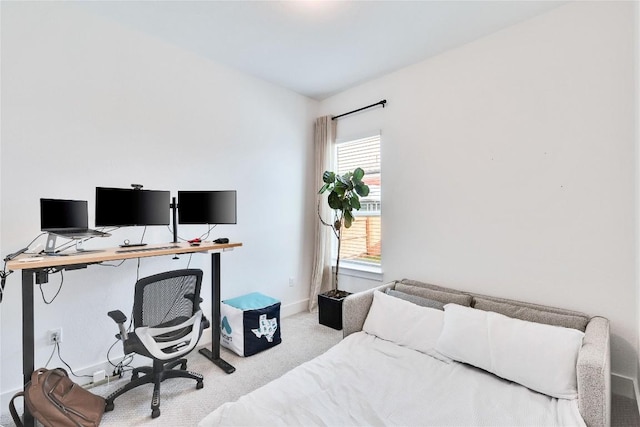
(318, 167), (370, 293)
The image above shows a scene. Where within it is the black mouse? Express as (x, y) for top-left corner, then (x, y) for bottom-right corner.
(214, 238), (229, 244)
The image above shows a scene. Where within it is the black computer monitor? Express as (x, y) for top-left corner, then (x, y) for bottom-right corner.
(95, 188), (135, 227)
(40, 199), (89, 231)
(177, 190), (237, 224)
(137, 189), (171, 226)
(95, 187), (170, 227)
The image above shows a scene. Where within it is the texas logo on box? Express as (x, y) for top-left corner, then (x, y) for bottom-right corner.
(220, 292), (281, 357)
(251, 314), (277, 342)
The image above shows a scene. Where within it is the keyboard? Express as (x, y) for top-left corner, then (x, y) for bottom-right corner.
(46, 249), (105, 256)
(115, 245), (179, 254)
(73, 249), (105, 255)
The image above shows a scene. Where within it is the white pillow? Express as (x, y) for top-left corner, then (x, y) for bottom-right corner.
(363, 290), (444, 354)
(435, 303), (584, 399)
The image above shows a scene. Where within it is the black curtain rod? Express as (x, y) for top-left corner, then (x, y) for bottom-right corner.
(332, 99), (387, 120)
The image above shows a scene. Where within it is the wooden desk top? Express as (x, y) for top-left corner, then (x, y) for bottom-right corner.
(6, 241), (243, 271)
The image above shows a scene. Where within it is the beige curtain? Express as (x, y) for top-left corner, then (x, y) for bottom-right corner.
(308, 116), (336, 311)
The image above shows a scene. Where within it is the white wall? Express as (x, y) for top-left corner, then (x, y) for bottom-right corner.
(0, 0), (3, 412)
(321, 2), (638, 381)
(635, 0), (640, 399)
(0, 2), (317, 398)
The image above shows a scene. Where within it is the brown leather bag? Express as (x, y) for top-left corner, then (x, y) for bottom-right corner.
(9, 368), (106, 427)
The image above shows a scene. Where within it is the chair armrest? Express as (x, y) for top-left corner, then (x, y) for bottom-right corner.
(342, 282), (396, 338)
(108, 310), (129, 340)
(108, 310), (127, 324)
(577, 316), (611, 427)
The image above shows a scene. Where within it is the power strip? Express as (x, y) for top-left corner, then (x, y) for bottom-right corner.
(82, 373), (121, 390)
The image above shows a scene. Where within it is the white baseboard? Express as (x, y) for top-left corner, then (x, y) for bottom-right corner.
(611, 372), (640, 420)
(281, 298), (310, 318)
(611, 372), (640, 424)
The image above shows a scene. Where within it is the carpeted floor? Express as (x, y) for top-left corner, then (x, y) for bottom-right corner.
(1, 311), (342, 427)
(99, 311), (341, 426)
(2, 311), (639, 426)
(612, 394), (640, 427)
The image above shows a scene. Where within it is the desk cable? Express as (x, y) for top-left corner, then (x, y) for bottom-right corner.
(38, 268), (64, 304)
(199, 224), (217, 241)
(107, 337), (135, 378)
(45, 339), (93, 379)
(44, 327), (131, 381)
(166, 225), (187, 242)
(140, 226), (147, 244)
(107, 304), (136, 378)
(1, 233), (47, 303)
(164, 224), (217, 242)
(0, 261), (11, 304)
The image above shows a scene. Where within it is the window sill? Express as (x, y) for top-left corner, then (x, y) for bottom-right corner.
(333, 262), (383, 282)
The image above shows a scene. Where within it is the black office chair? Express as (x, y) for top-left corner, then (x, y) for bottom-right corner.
(104, 269), (209, 419)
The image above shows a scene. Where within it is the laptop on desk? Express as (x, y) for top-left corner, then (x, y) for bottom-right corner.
(40, 198), (111, 253)
(45, 228), (110, 239)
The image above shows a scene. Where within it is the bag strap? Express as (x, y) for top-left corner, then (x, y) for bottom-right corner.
(41, 368), (66, 387)
(9, 391), (25, 427)
(31, 367), (49, 385)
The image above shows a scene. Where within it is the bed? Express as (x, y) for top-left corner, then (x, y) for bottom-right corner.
(199, 279), (610, 427)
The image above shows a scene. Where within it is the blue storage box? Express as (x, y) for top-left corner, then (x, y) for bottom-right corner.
(220, 292), (281, 356)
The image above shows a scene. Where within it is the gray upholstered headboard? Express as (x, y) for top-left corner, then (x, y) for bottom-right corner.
(342, 280), (611, 427)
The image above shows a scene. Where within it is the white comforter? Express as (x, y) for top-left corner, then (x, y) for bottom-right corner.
(199, 332), (586, 426)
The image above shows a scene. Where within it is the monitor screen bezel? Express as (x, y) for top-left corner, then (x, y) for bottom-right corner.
(95, 187), (171, 227)
(177, 190), (237, 225)
(137, 189), (171, 226)
(40, 198), (89, 231)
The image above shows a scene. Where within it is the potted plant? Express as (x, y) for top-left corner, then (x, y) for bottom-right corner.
(317, 167), (370, 329)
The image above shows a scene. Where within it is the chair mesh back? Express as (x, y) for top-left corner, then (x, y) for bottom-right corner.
(133, 269), (203, 329)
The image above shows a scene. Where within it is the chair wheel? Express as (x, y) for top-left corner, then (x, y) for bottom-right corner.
(105, 402), (114, 412)
(196, 381), (204, 390)
(152, 409), (160, 418)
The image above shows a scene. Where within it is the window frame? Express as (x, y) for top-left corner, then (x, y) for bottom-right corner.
(332, 131), (383, 279)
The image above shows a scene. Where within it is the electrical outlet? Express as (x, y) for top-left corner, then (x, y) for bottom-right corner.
(289, 277), (294, 287)
(47, 328), (62, 345)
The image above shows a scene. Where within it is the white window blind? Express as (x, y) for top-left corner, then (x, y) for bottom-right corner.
(335, 134), (381, 266)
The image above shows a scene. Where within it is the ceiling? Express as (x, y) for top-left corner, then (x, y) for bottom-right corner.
(76, 1), (566, 100)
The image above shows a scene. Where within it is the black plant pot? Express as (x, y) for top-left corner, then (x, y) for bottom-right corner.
(318, 290), (352, 330)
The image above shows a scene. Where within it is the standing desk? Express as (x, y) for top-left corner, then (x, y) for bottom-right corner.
(6, 241), (242, 427)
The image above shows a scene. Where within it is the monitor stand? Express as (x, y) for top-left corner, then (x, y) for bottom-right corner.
(44, 234), (57, 254)
(43, 234), (101, 256)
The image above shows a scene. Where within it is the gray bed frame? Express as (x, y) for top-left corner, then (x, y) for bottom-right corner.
(343, 281), (611, 427)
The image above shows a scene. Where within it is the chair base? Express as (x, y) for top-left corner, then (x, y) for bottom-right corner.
(104, 358), (203, 418)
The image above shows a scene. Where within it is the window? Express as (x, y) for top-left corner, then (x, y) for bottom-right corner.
(335, 134), (381, 268)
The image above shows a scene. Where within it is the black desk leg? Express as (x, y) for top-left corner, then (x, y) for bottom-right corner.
(22, 270), (35, 427)
(199, 252), (235, 374)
